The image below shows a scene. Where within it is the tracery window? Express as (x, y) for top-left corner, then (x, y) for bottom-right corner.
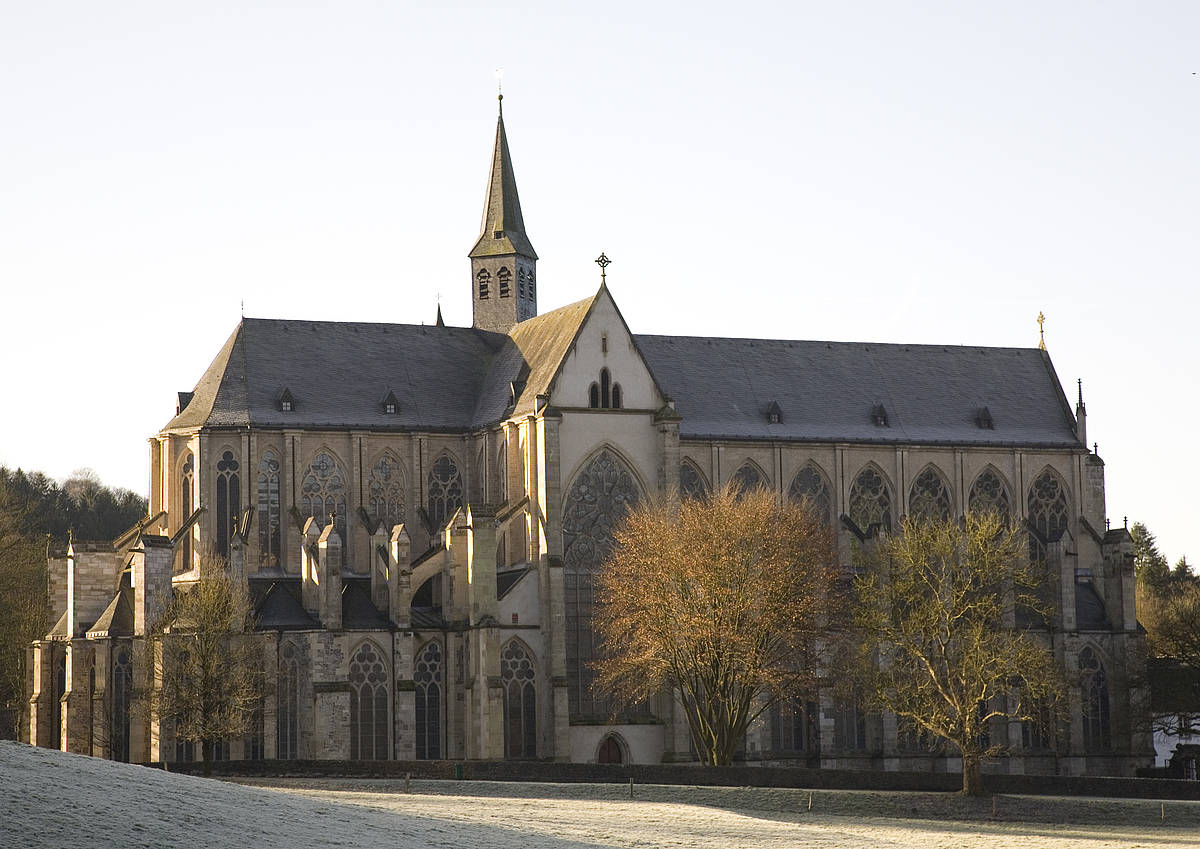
(414, 641), (442, 760)
(679, 460), (710, 501)
(427, 454), (464, 530)
(1079, 647), (1111, 751)
(731, 463), (768, 496)
(968, 468), (1011, 520)
(498, 266), (512, 297)
(848, 467), (892, 536)
(833, 696), (867, 752)
(563, 450), (639, 717)
(257, 450), (282, 567)
(215, 450), (241, 557)
(908, 467), (951, 523)
(349, 642), (389, 760)
(368, 453), (406, 531)
(300, 452), (347, 537)
(477, 268), (491, 299)
(112, 647), (132, 763)
(180, 453), (194, 572)
(501, 640), (537, 759)
(1027, 470), (1069, 563)
(277, 642), (301, 759)
(788, 465), (831, 525)
(770, 698), (818, 755)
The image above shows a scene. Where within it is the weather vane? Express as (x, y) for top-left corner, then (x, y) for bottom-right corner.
(595, 252), (611, 284)
(1037, 311), (1046, 350)
(494, 67), (504, 105)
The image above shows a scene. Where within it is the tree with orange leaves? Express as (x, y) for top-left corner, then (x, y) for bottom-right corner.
(593, 484), (840, 766)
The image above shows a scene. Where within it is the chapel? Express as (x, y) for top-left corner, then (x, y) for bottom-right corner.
(25, 97), (1152, 776)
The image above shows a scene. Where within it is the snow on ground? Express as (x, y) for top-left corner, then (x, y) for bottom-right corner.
(3, 742), (1199, 849)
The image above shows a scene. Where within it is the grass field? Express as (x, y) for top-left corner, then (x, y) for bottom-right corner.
(4, 742), (1198, 848)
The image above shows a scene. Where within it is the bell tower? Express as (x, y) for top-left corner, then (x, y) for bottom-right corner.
(470, 95), (538, 333)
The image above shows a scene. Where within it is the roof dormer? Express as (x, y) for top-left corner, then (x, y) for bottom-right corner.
(871, 403), (889, 427)
(765, 401), (783, 425)
(975, 406), (994, 429)
(277, 387), (296, 413)
(381, 390), (400, 415)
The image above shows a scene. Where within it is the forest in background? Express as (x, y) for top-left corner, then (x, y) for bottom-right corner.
(0, 466), (147, 737)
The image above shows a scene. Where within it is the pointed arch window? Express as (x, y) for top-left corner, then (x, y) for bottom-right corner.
(1027, 470), (1069, 563)
(600, 368), (611, 408)
(427, 454), (464, 530)
(501, 640), (537, 759)
(908, 467), (951, 523)
(496, 442), (508, 504)
(848, 467), (892, 536)
(180, 453), (194, 572)
(1079, 647), (1111, 751)
(731, 463), (768, 497)
(611, 384), (622, 409)
(477, 268), (491, 299)
(277, 642), (301, 759)
(414, 641), (442, 760)
(300, 452), (347, 537)
(257, 450), (282, 567)
(833, 695), (867, 752)
(680, 460), (710, 502)
(215, 450), (241, 558)
(497, 266), (512, 297)
(771, 698), (818, 755)
(563, 450), (639, 717)
(788, 465), (831, 526)
(349, 642), (389, 760)
(588, 383), (600, 408)
(112, 647), (132, 763)
(368, 454), (406, 531)
(968, 468), (1011, 520)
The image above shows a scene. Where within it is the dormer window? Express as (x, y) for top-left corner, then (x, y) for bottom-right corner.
(477, 269), (491, 299)
(975, 406), (994, 429)
(871, 403), (888, 427)
(381, 390), (400, 415)
(498, 267), (512, 298)
(766, 401), (783, 425)
(277, 388), (296, 413)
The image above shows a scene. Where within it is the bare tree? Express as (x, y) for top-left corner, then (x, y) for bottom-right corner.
(593, 484), (840, 766)
(852, 511), (1064, 795)
(152, 553), (261, 774)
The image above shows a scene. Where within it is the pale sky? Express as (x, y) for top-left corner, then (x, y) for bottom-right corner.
(2, 2), (1196, 562)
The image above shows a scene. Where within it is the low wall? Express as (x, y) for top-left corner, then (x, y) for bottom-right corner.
(156, 758), (1200, 800)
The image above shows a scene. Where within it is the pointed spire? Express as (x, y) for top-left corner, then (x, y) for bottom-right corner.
(435, 304), (445, 327)
(470, 95), (537, 260)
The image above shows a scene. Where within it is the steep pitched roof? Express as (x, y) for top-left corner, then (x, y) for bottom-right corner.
(161, 318), (508, 433)
(635, 335), (1081, 448)
(86, 586), (133, 638)
(469, 99), (537, 260)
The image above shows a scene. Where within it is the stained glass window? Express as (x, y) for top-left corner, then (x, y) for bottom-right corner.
(427, 454), (463, 530)
(215, 450), (241, 557)
(501, 640), (537, 759)
(300, 452), (347, 537)
(788, 465), (831, 525)
(414, 641), (442, 760)
(257, 450), (281, 567)
(968, 468), (1011, 520)
(112, 647), (132, 762)
(770, 698), (819, 754)
(680, 460), (709, 501)
(848, 467), (892, 536)
(1080, 648), (1111, 751)
(731, 463), (767, 496)
(1027, 470), (1069, 563)
(277, 642), (301, 759)
(368, 453), (406, 531)
(349, 642), (388, 760)
(908, 467), (951, 523)
(563, 450), (638, 717)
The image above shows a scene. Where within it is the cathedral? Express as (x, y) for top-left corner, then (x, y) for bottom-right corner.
(26, 98), (1152, 776)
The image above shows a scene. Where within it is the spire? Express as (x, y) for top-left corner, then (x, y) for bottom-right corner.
(470, 95), (537, 260)
(435, 304), (445, 327)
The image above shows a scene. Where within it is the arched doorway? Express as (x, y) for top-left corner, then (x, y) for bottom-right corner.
(597, 734), (625, 764)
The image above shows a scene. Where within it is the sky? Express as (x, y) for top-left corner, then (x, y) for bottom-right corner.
(1, 2), (1196, 562)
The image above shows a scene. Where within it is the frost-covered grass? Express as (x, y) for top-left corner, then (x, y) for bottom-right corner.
(4, 741), (1199, 849)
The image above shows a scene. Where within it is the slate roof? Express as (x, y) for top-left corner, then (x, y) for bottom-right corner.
(163, 292), (1081, 450)
(253, 580), (318, 630)
(86, 585), (133, 638)
(342, 580), (391, 630)
(1075, 581), (1111, 630)
(635, 335), (1081, 448)
(469, 103), (537, 260)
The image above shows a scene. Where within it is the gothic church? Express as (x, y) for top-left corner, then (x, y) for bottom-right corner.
(26, 98), (1152, 776)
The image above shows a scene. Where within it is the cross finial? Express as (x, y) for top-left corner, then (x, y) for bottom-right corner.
(494, 67), (504, 112)
(595, 252), (611, 284)
(1037, 311), (1046, 350)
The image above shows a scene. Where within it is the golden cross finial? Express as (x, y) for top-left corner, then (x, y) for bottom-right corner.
(595, 252), (611, 284)
(1037, 311), (1046, 350)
